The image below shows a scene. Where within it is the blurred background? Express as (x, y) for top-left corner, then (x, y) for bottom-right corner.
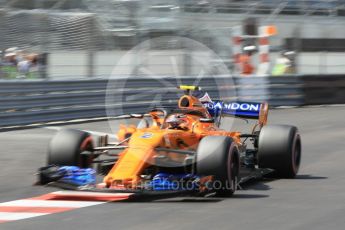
(1, 0), (345, 128)
(2, 3), (345, 229)
(1, 0), (345, 79)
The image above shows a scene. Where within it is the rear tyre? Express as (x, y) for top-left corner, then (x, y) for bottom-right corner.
(196, 136), (239, 197)
(258, 125), (301, 178)
(48, 129), (94, 168)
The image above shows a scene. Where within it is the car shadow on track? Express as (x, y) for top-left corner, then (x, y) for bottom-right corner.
(241, 180), (272, 191)
(123, 194), (269, 203)
(119, 174), (327, 203)
(294, 174), (328, 180)
(239, 177), (274, 191)
(238, 174), (327, 193)
(122, 190), (270, 203)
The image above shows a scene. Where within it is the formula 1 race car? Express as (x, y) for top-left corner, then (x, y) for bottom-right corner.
(38, 85), (302, 197)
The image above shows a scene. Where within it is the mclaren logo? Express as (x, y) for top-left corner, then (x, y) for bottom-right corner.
(141, 133), (153, 139)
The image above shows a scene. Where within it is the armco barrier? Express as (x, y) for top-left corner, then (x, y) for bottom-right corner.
(266, 76), (304, 106)
(0, 75), (314, 128)
(302, 75), (345, 105)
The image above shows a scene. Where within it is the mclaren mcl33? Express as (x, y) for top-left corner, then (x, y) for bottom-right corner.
(38, 86), (302, 197)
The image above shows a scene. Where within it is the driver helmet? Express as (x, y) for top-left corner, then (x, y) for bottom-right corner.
(166, 114), (188, 129)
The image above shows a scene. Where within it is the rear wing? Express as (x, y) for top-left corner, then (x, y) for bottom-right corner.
(203, 101), (268, 125)
(178, 86), (269, 125)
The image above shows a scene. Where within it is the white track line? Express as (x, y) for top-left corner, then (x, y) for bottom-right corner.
(0, 212), (48, 221)
(0, 191), (132, 223)
(0, 200), (105, 208)
(51, 191), (132, 197)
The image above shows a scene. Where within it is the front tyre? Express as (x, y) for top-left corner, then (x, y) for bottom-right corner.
(48, 129), (94, 168)
(258, 125), (302, 178)
(196, 136), (240, 197)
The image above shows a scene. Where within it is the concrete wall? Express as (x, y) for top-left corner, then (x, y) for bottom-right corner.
(49, 50), (215, 78)
(48, 51), (345, 78)
(298, 52), (345, 74)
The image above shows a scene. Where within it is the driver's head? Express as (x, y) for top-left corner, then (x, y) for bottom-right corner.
(166, 114), (187, 129)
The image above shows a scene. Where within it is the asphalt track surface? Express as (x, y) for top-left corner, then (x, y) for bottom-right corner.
(1, 106), (345, 230)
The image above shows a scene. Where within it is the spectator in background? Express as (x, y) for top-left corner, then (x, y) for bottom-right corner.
(17, 52), (39, 78)
(17, 56), (31, 78)
(2, 47), (18, 79)
(239, 46), (256, 75)
(284, 51), (297, 74)
(26, 53), (39, 78)
(0, 47), (41, 79)
(272, 51), (295, 76)
(0, 51), (3, 78)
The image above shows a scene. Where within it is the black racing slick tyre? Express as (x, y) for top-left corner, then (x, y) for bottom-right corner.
(258, 125), (301, 178)
(196, 136), (240, 197)
(48, 129), (94, 168)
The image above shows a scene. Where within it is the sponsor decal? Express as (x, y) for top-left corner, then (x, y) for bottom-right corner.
(141, 132), (153, 139)
(203, 101), (261, 118)
(204, 101), (260, 112)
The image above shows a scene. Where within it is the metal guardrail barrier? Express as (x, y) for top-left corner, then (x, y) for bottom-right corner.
(266, 76), (304, 106)
(302, 75), (345, 105)
(1, 75), (341, 128)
